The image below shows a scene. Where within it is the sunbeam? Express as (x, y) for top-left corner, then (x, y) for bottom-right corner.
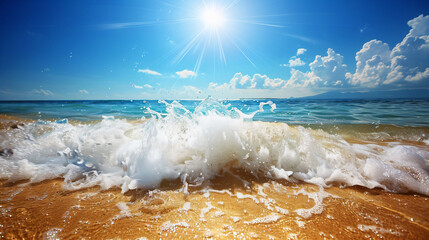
(167, 0), (282, 74)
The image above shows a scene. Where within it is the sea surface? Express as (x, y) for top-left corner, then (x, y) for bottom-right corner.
(1, 98), (429, 125)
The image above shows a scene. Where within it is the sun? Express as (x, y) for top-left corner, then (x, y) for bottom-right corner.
(170, 1), (282, 73)
(201, 7), (226, 29)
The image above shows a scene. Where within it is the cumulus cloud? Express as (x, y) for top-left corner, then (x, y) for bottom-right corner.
(284, 48), (347, 88)
(404, 68), (429, 82)
(208, 82), (228, 91)
(347, 14), (429, 87)
(41, 67), (51, 73)
(215, 48), (347, 91)
(211, 73), (286, 90)
(133, 84), (153, 89)
(176, 69), (197, 78)
(209, 15), (429, 92)
(297, 48), (307, 55)
(264, 76), (285, 88)
(288, 57), (306, 67)
(31, 89), (54, 96)
(79, 89), (89, 94)
(138, 69), (162, 76)
(282, 48), (307, 67)
(132, 84), (143, 89)
(346, 40), (391, 87)
(184, 85), (201, 94)
(230, 73), (255, 89)
(308, 48), (347, 87)
(283, 68), (310, 88)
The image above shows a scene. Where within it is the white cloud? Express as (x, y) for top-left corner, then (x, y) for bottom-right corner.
(288, 57), (306, 67)
(405, 68), (429, 82)
(132, 84), (143, 89)
(133, 84), (153, 89)
(230, 73), (255, 89)
(282, 48), (348, 88)
(282, 49), (307, 67)
(264, 77), (285, 88)
(209, 15), (429, 92)
(218, 50), (347, 91)
(208, 82), (229, 91)
(79, 89), (89, 94)
(32, 89), (54, 96)
(184, 85), (202, 94)
(387, 15), (429, 85)
(138, 69), (162, 76)
(309, 48), (347, 87)
(297, 48), (307, 55)
(176, 69), (197, 78)
(216, 73), (286, 90)
(346, 40), (391, 87)
(347, 14), (429, 87)
(283, 68), (310, 88)
(41, 67), (51, 73)
(286, 48), (347, 88)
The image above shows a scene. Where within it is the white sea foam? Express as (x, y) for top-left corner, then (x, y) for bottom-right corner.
(161, 221), (190, 231)
(231, 216), (241, 222)
(294, 187), (334, 219)
(43, 228), (62, 240)
(181, 202), (191, 212)
(113, 202), (133, 220)
(200, 202), (215, 220)
(244, 213), (282, 224)
(357, 224), (401, 236)
(0, 98), (428, 195)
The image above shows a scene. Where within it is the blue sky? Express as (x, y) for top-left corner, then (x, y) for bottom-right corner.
(0, 0), (429, 100)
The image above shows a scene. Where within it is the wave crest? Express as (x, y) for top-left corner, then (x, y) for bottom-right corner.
(0, 98), (428, 195)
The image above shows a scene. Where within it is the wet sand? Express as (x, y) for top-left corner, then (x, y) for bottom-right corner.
(0, 174), (428, 239)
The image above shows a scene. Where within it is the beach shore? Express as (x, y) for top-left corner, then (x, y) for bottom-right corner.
(1, 176), (428, 239)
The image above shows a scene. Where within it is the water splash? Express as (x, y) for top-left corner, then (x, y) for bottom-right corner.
(0, 98), (428, 195)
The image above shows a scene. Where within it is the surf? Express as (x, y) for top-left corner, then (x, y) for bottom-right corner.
(0, 98), (428, 195)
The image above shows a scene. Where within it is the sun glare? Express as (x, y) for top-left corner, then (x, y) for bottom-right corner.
(201, 7), (225, 29)
(172, 1), (281, 73)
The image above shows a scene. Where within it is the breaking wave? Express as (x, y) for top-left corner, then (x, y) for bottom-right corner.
(0, 98), (428, 195)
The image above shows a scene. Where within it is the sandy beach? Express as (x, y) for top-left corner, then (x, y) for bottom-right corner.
(1, 115), (428, 239)
(1, 176), (428, 239)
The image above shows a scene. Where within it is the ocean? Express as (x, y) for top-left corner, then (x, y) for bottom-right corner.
(1, 98), (429, 125)
(0, 98), (428, 238)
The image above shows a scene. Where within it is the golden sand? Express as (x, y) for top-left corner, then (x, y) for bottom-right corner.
(1, 174), (428, 239)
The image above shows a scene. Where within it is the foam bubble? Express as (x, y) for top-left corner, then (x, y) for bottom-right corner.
(43, 228), (62, 240)
(294, 187), (334, 219)
(244, 213), (282, 224)
(0, 98), (428, 195)
(161, 221), (190, 231)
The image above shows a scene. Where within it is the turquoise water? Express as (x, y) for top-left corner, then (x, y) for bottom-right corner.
(1, 98), (429, 126)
